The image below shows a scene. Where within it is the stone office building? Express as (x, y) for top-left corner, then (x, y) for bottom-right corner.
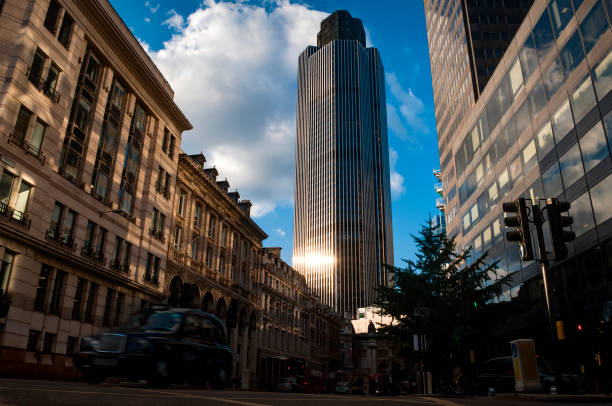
(0, 0), (191, 378)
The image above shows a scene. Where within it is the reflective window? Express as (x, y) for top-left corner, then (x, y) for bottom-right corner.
(592, 47), (612, 99)
(549, 0), (574, 37)
(560, 31), (585, 76)
(488, 182), (499, 204)
(570, 75), (597, 123)
(528, 79), (547, 117)
(559, 142), (584, 187)
(508, 58), (524, 99)
(590, 173), (612, 224)
(498, 167), (511, 197)
(603, 109), (612, 147)
(573, 0), (584, 9)
(536, 122), (555, 158)
(552, 99), (575, 143)
(515, 100), (531, 136)
(522, 140), (538, 174)
(579, 121), (609, 172)
(519, 34), (539, 81)
(542, 161), (563, 197)
(543, 56), (566, 100)
(570, 191), (595, 237)
(533, 8), (555, 59)
(580, 1), (609, 53)
(510, 155), (523, 184)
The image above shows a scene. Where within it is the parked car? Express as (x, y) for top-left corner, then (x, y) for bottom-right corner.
(277, 377), (299, 392)
(335, 380), (350, 394)
(476, 356), (587, 394)
(74, 307), (232, 388)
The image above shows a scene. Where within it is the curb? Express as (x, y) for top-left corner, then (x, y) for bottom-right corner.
(495, 393), (612, 403)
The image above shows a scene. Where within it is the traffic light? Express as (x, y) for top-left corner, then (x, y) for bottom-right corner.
(546, 198), (575, 261)
(502, 197), (534, 261)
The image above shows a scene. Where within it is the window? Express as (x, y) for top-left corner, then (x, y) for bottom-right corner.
(13, 106), (32, 147)
(72, 278), (86, 320)
(162, 128), (169, 152)
(95, 227), (106, 258)
(66, 336), (78, 357)
(144, 254), (154, 282)
(113, 293), (124, 326)
(559, 143), (584, 187)
(570, 75), (597, 123)
(515, 100), (531, 136)
(591, 173), (612, 224)
(508, 58), (524, 99)
(560, 31), (585, 76)
(519, 34), (539, 81)
(570, 191), (595, 237)
(0, 250), (15, 296)
(191, 237), (199, 260)
(580, 1), (609, 53)
(29, 120), (46, 157)
(169, 136), (175, 159)
(536, 122), (555, 159)
(542, 161), (563, 197)
(48, 202), (63, 240)
(28, 50), (46, 87)
(206, 246), (213, 268)
(27, 330), (40, 352)
(221, 226), (227, 247)
(509, 155), (523, 184)
(522, 140), (538, 174)
(57, 12), (74, 48)
(84, 282), (98, 323)
(103, 288), (115, 326)
(208, 215), (216, 238)
(532, 8), (555, 59)
(194, 204), (202, 228)
(43, 0), (61, 33)
(83, 220), (95, 255)
(579, 121), (609, 172)
(61, 209), (76, 246)
(219, 256), (225, 273)
(542, 56), (565, 100)
(592, 47), (612, 99)
(174, 226), (182, 250)
(48, 269), (65, 315)
(528, 78), (547, 118)
(552, 99), (575, 143)
(178, 190), (186, 216)
(43, 64), (60, 98)
(152, 257), (160, 284)
(549, 0), (574, 37)
(33, 265), (51, 312)
(13, 181), (32, 221)
(0, 171), (15, 211)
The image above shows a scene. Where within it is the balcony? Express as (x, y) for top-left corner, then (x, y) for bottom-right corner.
(0, 202), (31, 228)
(7, 133), (46, 165)
(436, 198), (445, 210)
(190, 259), (204, 273)
(433, 168), (442, 181)
(149, 228), (165, 243)
(434, 182), (444, 195)
(110, 258), (131, 276)
(46, 230), (76, 251)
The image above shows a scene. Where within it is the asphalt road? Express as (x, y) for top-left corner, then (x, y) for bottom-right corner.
(0, 378), (611, 406)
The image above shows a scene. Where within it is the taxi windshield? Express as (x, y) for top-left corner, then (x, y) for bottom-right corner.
(121, 310), (183, 332)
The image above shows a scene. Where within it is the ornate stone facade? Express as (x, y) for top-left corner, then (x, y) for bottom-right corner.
(0, 0), (191, 378)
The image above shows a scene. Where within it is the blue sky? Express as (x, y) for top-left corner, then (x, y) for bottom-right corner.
(109, 0), (440, 265)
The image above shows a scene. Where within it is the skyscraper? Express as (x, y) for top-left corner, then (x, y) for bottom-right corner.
(426, 0), (612, 358)
(293, 10), (393, 318)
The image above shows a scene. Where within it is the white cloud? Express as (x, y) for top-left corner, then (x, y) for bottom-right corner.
(144, 17), (151, 23)
(275, 228), (286, 237)
(148, 0), (327, 217)
(386, 103), (408, 140)
(145, 1), (160, 13)
(163, 9), (185, 32)
(386, 72), (428, 137)
(389, 147), (405, 200)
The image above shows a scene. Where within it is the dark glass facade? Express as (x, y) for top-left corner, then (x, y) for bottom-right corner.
(294, 11), (393, 318)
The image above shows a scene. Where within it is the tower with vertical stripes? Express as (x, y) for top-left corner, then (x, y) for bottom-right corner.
(293, 10), (393, 318)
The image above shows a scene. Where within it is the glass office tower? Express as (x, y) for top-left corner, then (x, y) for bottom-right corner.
(427, 0), (612, 363)
(293, 10), (394, 318)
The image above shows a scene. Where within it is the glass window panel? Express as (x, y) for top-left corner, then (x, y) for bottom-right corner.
(579, 121), (609, 172)
(13, 107), (32, 145)
(592, 47), (612, 100)
(536, 122), (555, 158)
(483, 226), (492, 247)
(570, 75), (597, 123)
(543, 56), (566, 100)
(580, 1), (609, 53)
(570, 191), (595, 236)
(497, 76), (512, 113)
(13, 182), (31, 219)
(492, 218), (502, 243)
(574, 0), (584, 9)
(552, 99), (575, 143)
(0, 172), (15, 205)
(509, 58), (524, 99)
(542, 161), (564, 197)
(30, 120), (46, 153)
(515, 100), (531, 136)
(602, 109), (612, 147)
(519, 34), (539, 81)
(471, 203), (479, 223)
(533, 9), (556, 59)
(522, 140), (538, 173)
(549, 0), (574, 37)
(560, 31), (585, 76)
(498, 168), (511, 197)
(489, 182), (499, 203)
(559, 142), (584, 187)
(528, 79), (547, 117)
(590, 173), (612, 224)
(510, 155), (523, 183)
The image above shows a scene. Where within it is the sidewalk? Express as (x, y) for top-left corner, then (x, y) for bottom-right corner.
(495, 393), (612, 403)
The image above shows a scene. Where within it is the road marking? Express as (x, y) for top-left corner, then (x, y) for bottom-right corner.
(427, 397), (462, 406)
(134, 388), (271, 406)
